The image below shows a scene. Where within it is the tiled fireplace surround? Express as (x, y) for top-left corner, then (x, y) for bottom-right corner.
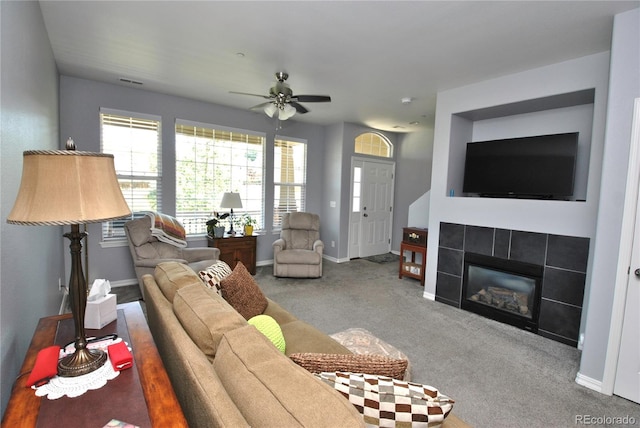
(435, 222), (589, 347)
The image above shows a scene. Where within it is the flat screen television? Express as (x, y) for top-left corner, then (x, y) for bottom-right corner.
(462, 132), (578, 199)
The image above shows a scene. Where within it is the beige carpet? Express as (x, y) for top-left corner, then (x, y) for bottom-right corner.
(254, 258), (640, 428)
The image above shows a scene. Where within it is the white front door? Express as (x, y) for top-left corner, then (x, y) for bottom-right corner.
(349, 158), (394, 259)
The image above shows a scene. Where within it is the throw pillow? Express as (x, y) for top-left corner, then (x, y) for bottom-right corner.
(199, 260), (233, 294)
(248, 314), (286, 353)
(218, 261), (268, 320)
(290, 353), (408, 379)
(315, 372), (455, 428)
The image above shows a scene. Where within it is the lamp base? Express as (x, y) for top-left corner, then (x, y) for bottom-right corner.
(58, 348), (107, 377)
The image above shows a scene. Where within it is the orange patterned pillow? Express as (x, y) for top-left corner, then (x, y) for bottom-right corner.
(219, 261), (268, 319)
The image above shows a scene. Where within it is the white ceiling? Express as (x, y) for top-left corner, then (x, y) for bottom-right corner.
(39, 1), (639, 133)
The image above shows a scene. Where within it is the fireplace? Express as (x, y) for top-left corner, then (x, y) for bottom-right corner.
(462, 253), (543, 333)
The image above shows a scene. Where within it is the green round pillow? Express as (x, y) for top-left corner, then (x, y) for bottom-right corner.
(248, 314), (286, 353)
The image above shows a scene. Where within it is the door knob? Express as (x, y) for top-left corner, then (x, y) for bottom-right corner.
(363, 213), (368, 217)
(635, 268), (640, 278)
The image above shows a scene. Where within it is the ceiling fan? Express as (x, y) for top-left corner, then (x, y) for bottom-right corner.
(231, 72), (331, 120)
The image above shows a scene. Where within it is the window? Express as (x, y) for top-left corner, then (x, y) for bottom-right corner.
(354, 132), (392, 158)
(100, 109), (162, 239)
(352, 166), (362, 213)
(175, 120), (265, 235)
(273, 138), (307, 229)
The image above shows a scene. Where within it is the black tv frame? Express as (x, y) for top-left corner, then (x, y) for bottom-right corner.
(462, 132), (579, 200)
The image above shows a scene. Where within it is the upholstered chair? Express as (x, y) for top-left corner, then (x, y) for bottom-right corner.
(124, 216), (219, 299)
(272, 212), (324, 278)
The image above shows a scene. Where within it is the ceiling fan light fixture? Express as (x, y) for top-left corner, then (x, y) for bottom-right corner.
(279, 104), (296, 120)
(264, 103), (278, 118)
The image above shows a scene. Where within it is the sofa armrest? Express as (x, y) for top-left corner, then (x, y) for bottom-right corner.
(135, 258), (188, 268)
(181, 247), (219, 262)
(313, 240), (324, 254)
(273, 238), (286, 253)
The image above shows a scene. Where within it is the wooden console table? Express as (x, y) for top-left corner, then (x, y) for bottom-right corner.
(399, 227), (428, 286)
(2, 302), (187, 428)
(208, 234), (257, 274)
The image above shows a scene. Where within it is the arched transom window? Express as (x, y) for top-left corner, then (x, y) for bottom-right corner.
(354, 132), (392, 158)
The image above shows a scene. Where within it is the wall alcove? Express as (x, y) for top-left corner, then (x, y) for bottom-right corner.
(447, 89), (595, 202)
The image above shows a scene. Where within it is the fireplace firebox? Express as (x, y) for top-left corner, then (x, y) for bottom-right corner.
(462, 253), (543, 332)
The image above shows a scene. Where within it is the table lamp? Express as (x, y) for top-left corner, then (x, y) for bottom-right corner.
(7, 140), (131, 377)
(220, 192), (242, 235)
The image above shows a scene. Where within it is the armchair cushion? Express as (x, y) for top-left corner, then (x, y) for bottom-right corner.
(126, 215), (155, 247)
(275, 249), (322, 265)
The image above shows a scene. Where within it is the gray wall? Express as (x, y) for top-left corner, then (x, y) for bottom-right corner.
(60, 76), (330, 283)
(0, 1), (62, 415)
(394, 129), (434, 251)
(579, 7), (640, 388)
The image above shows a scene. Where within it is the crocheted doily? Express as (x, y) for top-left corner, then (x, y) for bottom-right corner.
(33, 338), (128, 399)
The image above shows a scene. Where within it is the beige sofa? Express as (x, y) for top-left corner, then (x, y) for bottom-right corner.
(142, 261), (468, 428)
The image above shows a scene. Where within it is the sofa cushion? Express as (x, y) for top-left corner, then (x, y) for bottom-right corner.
(248, 314), (286, 353)
(263, 298), (298, 326)
(219, 261), (268, 320)
(289, 353), (408, 379)
(213, 325), (365, 427)
(173, 283), (247, 363)
(198, 260), (233, 293)
(315, 372), (454, 428)
(280, 320), (352, 356)
(154, 262), (202, 302)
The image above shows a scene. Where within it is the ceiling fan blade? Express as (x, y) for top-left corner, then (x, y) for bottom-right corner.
(249, 102), (273, 111)
(293, 95), (331, 103)
(230, 91), (272, 99)
(290, 102), (309, 114)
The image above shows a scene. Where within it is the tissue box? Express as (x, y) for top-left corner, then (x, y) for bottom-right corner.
(85, 294), (117, 329)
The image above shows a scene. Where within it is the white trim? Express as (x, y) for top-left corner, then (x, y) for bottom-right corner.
(423, 291), (436, 301)
(100, 239), (128, 249)
(602, 98), (640, 395)
(109, 278), (139, 288)
(575, 372), (606, 394)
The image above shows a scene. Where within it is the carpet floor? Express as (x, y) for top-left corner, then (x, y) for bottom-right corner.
(254, 258), (640, 428)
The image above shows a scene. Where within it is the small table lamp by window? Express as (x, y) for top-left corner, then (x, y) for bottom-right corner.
(7, 140), (131, 377)
(220, 192), (243, 235)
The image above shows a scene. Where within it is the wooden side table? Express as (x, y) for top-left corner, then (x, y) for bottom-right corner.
(399, 227), (428, 286)
(208, 234), (257, 274)
(2, 302), (187, 428)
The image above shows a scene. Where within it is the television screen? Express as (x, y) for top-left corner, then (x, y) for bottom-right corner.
(462, 132), (578, 199)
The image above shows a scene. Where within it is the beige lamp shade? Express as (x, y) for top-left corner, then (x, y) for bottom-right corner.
(7, 150), (131, 225)
(220, 192), (243, 209)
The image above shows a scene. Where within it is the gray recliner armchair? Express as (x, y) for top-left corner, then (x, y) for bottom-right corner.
(124, 216), (219, 299)
(272, 212), (324, 278)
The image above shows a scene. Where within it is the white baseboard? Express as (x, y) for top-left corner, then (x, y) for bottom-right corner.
(109, 278), (139, 288)
(423, 291), (436, 301)
(575, 372), (604, 393)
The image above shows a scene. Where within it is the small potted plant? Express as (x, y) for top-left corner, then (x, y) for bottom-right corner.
(242, 214), (257, 236)
(206, 212), (229, 238)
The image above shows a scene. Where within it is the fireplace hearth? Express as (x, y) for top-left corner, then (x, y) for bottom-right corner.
(462, 252), (543, 333)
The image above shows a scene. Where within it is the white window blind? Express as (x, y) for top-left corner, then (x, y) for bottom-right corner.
(175, 120), (265, 235)
(100, 109), (162, 239)
(274, 137), (307, 229)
